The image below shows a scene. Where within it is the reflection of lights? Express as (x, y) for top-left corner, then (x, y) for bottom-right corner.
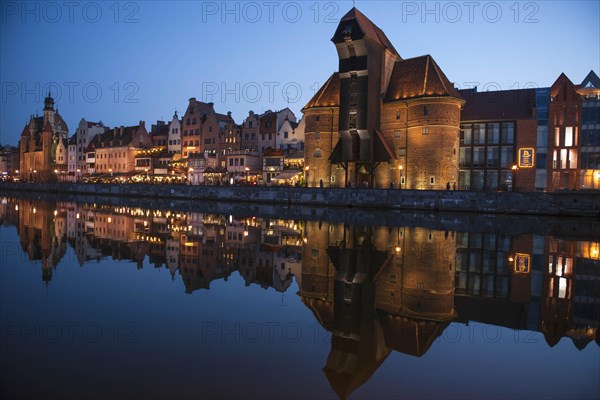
(592, 246), (599, 258)
(32, 208), (36, 214)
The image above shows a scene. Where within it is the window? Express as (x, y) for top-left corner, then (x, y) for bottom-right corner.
(209, 127), (212, 133)
(249, 121), (253, 128)
(394, 131), (401, 138)
(487, 123), (499, 144)
(284, 131), (288, 139)
(229, 159), (233, 166)
(474, 124), (486, 144)
(422, 127), (429, 135)
(396, 111), (400, 120)
(240, 158), (244, 166)
(460, 126), (472, 145)
(564, 127), (573, 147)
(424, 106), (429, 116)
(502, 123), (514, 144)
(313, 149), (322, 158)
(500, 147), (513, 168)
(430, 176), (435, 185)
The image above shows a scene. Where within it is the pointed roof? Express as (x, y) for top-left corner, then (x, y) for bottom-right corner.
(333, 8), (400, 57)
(581, 70), (600, 88)
(302, 73), (340, 110)
(384, 55), (461, 102)
(43, 120), (53, 133)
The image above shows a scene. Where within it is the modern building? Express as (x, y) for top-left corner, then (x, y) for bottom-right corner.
(458, 88), (537, 191)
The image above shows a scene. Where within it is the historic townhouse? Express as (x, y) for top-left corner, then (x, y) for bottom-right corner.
(168, 111), (182, 154)
(93, 122), (151, 175)
(241, 111), (260, 151)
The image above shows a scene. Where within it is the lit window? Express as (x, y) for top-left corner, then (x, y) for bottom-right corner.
(564, 127), (573, 147)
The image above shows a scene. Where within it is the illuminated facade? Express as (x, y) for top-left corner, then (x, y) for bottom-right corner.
(19, 93), (68, 182)
(303, 8), (464, 189)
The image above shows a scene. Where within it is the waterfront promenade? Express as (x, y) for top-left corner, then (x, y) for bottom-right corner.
(1, 182), (599, 218)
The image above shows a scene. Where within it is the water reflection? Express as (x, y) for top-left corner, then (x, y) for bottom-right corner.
(1, 196), (599, 398)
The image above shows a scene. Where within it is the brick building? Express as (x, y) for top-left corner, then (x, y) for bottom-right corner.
(303, 8), (463, 189)
(19, 92), (68, 182)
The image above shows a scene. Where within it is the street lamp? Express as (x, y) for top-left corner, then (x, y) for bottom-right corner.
(245, 167), (250, 184)
(304, 166), (309, 186)
(76, 169), (81, 183)
(399, 165), (404, 189)
(511, 165), (518, 191)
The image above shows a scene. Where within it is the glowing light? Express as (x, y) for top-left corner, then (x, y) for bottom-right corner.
(511, 165), (518, 171)
(76, 213), (80, 219)
(395, 246), (401, 253)
(108, 217), (112, 223)
(508, 256), (514, 262)
(53, 210), (58, 217)
(15, 205), (19, 211)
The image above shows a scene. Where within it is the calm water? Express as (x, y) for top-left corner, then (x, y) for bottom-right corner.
(0, 195), (598, 400)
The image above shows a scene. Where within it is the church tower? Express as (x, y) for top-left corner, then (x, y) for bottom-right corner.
(43, 91), (55, 126)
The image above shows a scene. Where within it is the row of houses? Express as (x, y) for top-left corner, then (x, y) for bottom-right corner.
(17, 94), (306, 185)
(14, 7), (600, 191)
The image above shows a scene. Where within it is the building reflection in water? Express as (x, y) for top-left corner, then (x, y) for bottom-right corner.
(1, 197), (598, 398)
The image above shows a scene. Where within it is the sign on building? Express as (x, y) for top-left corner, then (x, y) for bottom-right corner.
(518, 148), (535, 168)
(514, 253), (531, 274)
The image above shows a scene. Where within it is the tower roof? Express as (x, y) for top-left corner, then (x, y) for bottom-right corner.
(384, 55), (461, 102)
(332, 8), (400, 57)
(302, 73), (340, 110)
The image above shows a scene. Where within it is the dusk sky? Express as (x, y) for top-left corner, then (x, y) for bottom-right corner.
(1, 0), (598, 146)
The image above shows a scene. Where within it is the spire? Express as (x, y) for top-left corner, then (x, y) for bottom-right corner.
(44, 90), (54, 111)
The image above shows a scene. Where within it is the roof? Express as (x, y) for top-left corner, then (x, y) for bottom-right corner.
(459, 88), (536, 121)
(333, 8), (400, 57)
(384, 55), (461, 102)
(68, 135), (77, 145)
(302, 73), (340, 110)
(581, 70), (600, 88)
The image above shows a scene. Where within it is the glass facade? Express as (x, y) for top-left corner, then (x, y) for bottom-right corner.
(535, 88), (550, 190)
(459, 122), (515, 190)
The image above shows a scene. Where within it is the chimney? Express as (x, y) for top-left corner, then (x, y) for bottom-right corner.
(227, 111), (232, 117)
(189, 97), (196, 103)
(139, 121), (145, 128)
(208, 102), (214, 109)
(119, 126), (124, 136)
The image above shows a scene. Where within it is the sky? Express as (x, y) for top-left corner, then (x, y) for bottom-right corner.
(1, 0), (598, 146)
